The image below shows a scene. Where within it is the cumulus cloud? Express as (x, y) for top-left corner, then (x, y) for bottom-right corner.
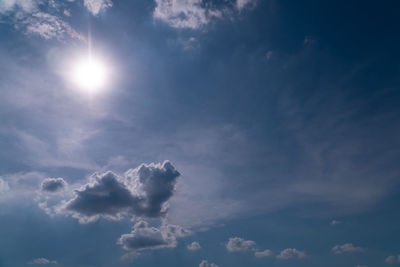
(187, 241), (201, 251)
(28, 258), (57, 264)
(385, 255), (400, 264)
(60, 161), (180, 223)
(276, 248), (306, 259)
(331, 243), (363, 254)
(226, 237), (256, 252)
(199, 260), (219, 267)
(83, 0), (112, 15)
(41, 178), (67, 193)
(118, 220), (190, 253)
(254, 249), (272, 258)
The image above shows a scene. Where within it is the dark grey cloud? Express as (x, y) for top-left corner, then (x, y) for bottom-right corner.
(41, 178), (67, 193)
(62, 161), (180, 222)
(226, 237), (256, 252)
(118, 220), (190, 252)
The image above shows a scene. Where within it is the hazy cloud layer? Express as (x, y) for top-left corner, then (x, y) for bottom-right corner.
(61, 161), (180, 222)
(226, 237), (256, 252)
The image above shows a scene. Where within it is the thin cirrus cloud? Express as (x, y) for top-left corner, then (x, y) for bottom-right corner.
(226, 237), (256, 252)
(331, 243), (364, 254)
(28, 258), (57, 264)
(153, 0), (257, 29)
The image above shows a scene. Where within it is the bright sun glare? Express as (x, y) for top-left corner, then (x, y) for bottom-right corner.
(72, 56), (107, 93)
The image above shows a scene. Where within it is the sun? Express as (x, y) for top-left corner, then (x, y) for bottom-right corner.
(72, 55), (108, 93)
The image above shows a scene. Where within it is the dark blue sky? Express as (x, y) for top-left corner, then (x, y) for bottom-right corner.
(0, 0), (399, 266)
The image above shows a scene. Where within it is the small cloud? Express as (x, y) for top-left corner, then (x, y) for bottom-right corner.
(0, 178), (10, 194)
(331, 220), (341, 226)
(332, 243), (363, 254)
(385, 255), (400, 264)
(199, 260), (219, 267)
(41, 178), (67, 193)
(236, 0), (257, 11)
(357, 265), (367, 267)
(255, 249), (272, 258)
(276, 248), (306, 259)
(265, 50), (273, 61)
(83, 0), (113, 16)
(226, 237), (256, 252)
(117, 220), (190, 253)
(28, 258), (57, 264)
(187, 242), (201, 251)
(304, 36), (317, 45)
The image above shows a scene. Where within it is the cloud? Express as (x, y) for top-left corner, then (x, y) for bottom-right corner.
(0, 1), (84, 40)
(357, 265), (367, 267)
(0, 178), (10, 194)
(385, 255), (400, 264)
(254, 249), (272, 258)
(118, 220), (190, 252)
(226, 237), (256, 252)
(199, 260), (219, 267)
(331, 220), (341, 226)
(236, 0), (257, 11)
(331, 243), (363, 254)
(276, 248), (306, 259)
(187, 241), (201, 251)
(60, 161), (180, 222)
(83, 0), (113, 15)
(41, 178), (67, 193)
(28, 258), (57, 264)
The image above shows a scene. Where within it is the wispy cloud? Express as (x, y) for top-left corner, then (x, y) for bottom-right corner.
(83, 0), (113, 16)
(331, 243), (363, 254)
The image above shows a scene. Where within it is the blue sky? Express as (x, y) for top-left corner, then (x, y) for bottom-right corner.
(0, 0), (399, 266)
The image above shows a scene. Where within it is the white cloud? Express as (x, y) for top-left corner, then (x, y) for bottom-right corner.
(331, 220), (341, 226)
(276, 248), (306, 259)
(331, 243), (363, 254)
(236, 0), (257, 11)
(83, 0), (112, 15)
(187, 241), (201, 251)
(226, 237), (256, 252)
(28, 258), (57, 264)
(199, 260), (219, 267)
(254, 249), (272, 258)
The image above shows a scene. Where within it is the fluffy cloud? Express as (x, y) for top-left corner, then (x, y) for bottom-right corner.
(199, 260), (219, 267)
(28, 258), (57, 264)
(331, 243), (363, 254)
(187, 241), (201, 251)
(276, 248), (306, 259)
(41, 178), (67, 193)
(118, 220), (190, 252)
(254, 249), (272, 258)
(61, 161), (180, 222)
(385, 255), (400, 264)
(83, 0), (112, 15)
(226, 237), (256, 252)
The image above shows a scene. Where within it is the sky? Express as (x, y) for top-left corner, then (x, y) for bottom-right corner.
(0, 0), (399, 266)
